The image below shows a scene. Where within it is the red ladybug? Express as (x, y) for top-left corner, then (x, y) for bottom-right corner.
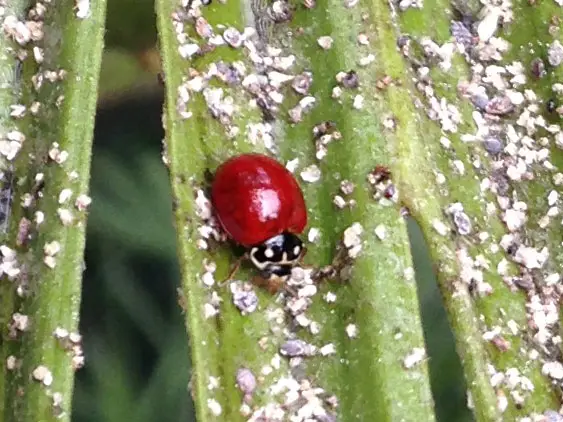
(211, 153), (307, 279)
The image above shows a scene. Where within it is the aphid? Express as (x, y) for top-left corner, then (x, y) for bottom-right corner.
(268, 0), (293, 23)
(0, 170), (14, 234)
(485, 95), (515, 116)
(547, 98), (557, 113)
(383, 183), (396, 200)
(450, 20), (473, 49)
(338, 70), (359, 89)
(369, 165), (391, 184)
(256, 97), (276, 122)
(16, 218), (31, 246)
(312, 120), (337, 138)
(211, 153), (307, 287)
(14, 60), (23, 94)
(530, 58), (546, 79)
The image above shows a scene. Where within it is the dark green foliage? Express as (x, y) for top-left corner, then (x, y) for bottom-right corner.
(73, 94), (193, 422)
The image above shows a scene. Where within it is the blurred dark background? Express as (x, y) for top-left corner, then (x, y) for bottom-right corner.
(72, 1), (472, 420)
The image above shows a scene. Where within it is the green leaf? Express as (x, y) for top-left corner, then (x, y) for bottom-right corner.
(0, 1), (106, 421)
(395, 0), (563, 419)
(157, 0), (435, 421)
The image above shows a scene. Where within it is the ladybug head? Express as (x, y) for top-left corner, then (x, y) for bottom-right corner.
(249, 232), (304, 278)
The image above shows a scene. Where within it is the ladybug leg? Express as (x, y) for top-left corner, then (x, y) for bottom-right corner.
(298, 246), (308, 262)
(282, 284), (299, 297)
(252, 274), (297, 296)
(292, 246), (316, 271)
(252, 275), (281, 295)
(219, 254), (247, 286)
(311, 247), (349, 284)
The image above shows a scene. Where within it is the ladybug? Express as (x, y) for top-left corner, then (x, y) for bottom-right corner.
(211, 153), (307, 281)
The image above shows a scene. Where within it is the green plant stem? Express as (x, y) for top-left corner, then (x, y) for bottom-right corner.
(394, 0), (563, 418)
(0, 1), (31, 416)
(157, 0), (435, 420)
(0, 1), (106, 421)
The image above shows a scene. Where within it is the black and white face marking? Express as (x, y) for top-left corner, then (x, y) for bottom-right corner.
(260, 264), (292, 280)
(249, 232), (303, 274)
(186, 0), (211, 12)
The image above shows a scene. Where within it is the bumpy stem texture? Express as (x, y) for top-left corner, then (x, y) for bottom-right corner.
(158, 0), (436, 421)
(159, 0), (563, 420)
(0, 1), (106, 421)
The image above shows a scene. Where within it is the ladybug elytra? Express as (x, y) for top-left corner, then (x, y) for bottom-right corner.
(211, 153), (307, 280)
